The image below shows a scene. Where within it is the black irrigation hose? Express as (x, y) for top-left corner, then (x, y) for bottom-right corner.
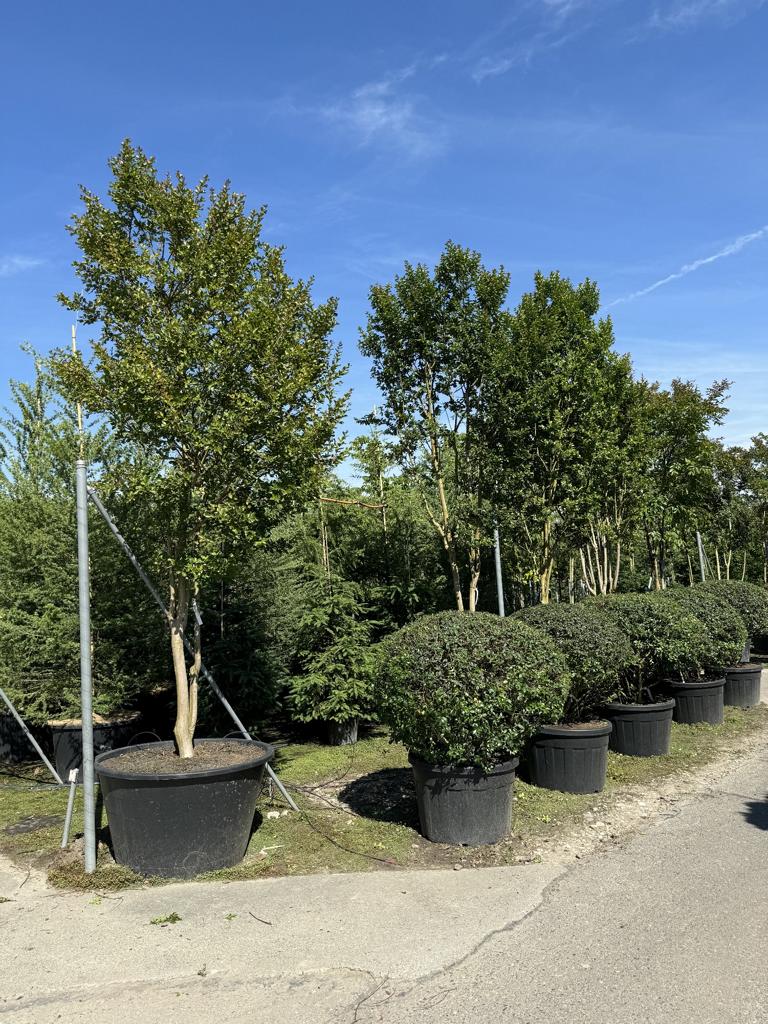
(295, 805), (401, 869)
(270, 742), (404, 869)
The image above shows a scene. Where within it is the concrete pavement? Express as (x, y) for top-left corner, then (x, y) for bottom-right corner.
(2, 674), (767, 1023)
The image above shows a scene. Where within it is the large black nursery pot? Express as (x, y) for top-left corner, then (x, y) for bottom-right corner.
(666, 678), (725, 725)
(724, 664), (762, 708)
(604, 699), (675, 757)
(0, 711), (47, 765)
(529, 722), (611, 794)
(96, 738), (274, 878)
(49, 713), (141, 782)
(409, 754), (519, 845)
(740, 640), (752, 665)
(326, 718), (359, 746)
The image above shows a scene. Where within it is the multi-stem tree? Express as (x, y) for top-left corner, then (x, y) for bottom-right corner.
(486, 272), (628, 604)
(360, 241), (510, 611)
(51, 141), (347, 757)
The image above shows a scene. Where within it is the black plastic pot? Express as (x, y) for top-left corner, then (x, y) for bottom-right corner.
(409, 754), (519, 845)
(740, 640), (752, 665)
(667, 678), (725, 725)
(96, 738), (274, 878)
(49, 715), (141, 781)
(604, 699), (675, 757)
(0, 711), (41, 764)
(326, 719), (358, 746)
(724, 664), (762, 708)
(529, 722), (611, 793)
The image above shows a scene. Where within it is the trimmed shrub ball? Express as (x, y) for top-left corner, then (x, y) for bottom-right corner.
(373, 612), (570, 772)
(516, 601), (637, 722)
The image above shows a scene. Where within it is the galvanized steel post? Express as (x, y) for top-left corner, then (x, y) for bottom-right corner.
(493, 526), (505, 617)
(76, 458), (97, 873)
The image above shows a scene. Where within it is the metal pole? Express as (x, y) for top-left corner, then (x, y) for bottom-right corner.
(0, 686), (63, 784)
(696, 531), (706, 582)
(87, 488), (299, 813)
(60, 769), (79, 848)
(493, 525), (505, 617)
(76, 458), (97, 873)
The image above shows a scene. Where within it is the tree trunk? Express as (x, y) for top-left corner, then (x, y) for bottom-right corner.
(449, 556), (465, 612)
(169, 579), (195, 759)
(540, 560), (554, 604)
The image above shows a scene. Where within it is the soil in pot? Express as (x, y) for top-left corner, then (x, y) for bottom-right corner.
(96, 738), (275, 878)
(529, 721), (611, 794)
(409, 754), (519, 845)
(49, 713), (141, 781)
(603, 699), (675, 757)
(666, 677), (725, 726)
(724, 664), (762, 708)
(326, 719), (358, 746)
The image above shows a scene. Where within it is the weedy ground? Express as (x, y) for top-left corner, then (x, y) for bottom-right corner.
(1, 704), (766, 892)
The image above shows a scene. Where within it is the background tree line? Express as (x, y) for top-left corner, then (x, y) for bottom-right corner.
(2, 235), (766, 736)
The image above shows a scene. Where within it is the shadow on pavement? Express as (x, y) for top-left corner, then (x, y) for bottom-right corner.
(742, 797), (768, 831)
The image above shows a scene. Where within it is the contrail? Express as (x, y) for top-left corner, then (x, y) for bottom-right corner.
(607, 223), (768, 307)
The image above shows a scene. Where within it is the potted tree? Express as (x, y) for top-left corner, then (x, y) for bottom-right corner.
(50, 142), (347, 877)
(659, 587), (746, 724)
(699, 580), (768, 706)
(373, 612), (569, 845)
(595, 593), (705, 755)
(288, 573), (375, 745)
(516, 602), (637, 793)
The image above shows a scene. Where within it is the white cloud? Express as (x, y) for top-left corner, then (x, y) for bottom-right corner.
(471, 0), (596, 82)
(607, 224), (768, 306)
(649, 0), (767, 29)
(322, 66), (444, 158)
(0, 256), (44, 278)
(472, 30), (577, 80)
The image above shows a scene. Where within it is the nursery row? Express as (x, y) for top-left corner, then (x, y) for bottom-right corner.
(371, 579), (768, 845)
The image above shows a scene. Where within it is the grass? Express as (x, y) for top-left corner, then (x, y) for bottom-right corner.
(1, 705), (766, 891)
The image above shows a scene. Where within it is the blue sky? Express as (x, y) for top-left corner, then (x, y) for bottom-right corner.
(1, 0), (766, 447)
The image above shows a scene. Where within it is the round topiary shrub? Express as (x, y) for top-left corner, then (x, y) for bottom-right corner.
(373, 612), (570, 772)
(516, 602), (637, 722)
(590, 592), (707, 700)
(660, 586), (746, 673)
(698, 580), (768, 640)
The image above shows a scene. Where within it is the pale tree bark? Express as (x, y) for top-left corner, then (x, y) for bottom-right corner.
(169, 578), (199, 759)
(580, 523), (622, 596)
(538, 516), (555, 604)
(468, 529), (481, 613)
(420, 376), (466, 611)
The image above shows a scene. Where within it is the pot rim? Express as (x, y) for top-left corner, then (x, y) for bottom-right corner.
(537, 721), (612, 738)
(408, 753), (519, 777)
(664, 676), (725, 690)
(48, 712), (141, 729)
(604, 698), (676, 713)
(725, 663), (761, 674)
(95, 737), (275, 783)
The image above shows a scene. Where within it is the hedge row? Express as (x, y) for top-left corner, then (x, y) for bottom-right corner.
(373, 582), (768, 769)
